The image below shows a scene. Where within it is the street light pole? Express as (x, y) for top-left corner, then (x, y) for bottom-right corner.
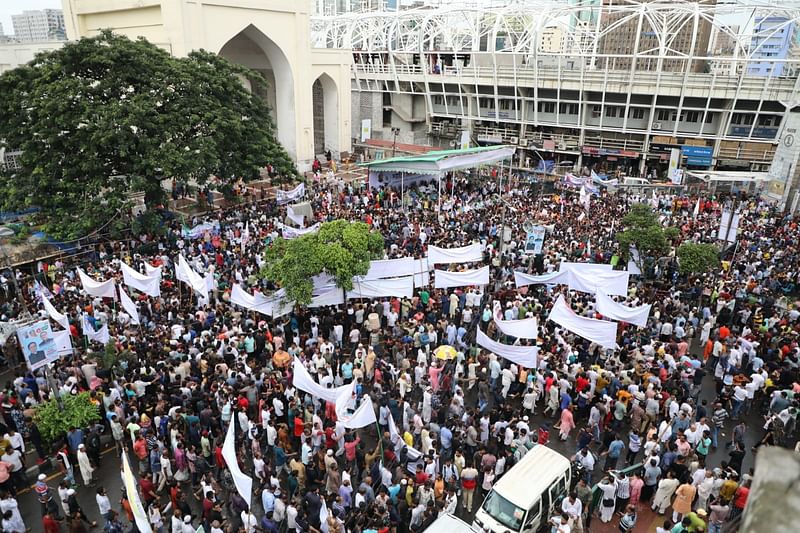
(391, 127), (401, 157)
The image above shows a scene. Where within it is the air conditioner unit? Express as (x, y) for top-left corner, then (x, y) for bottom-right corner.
(653, 122), (663, 129)
(558, 143), (567, 151)
(509, 136), (519, 145)
(449, 140), (457, 147)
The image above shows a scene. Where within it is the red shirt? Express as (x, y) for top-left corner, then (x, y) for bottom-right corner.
(215, 446), (225, 468)
(734, 486), (749, 509)
(344, 437), (361, 461)
(140, 478), (156, 502)
(415, 471), (429, 485)
(238, 397), (249, 411)
(294, 417), (305, 437)
(575, 376), (589, 393)
(43, 515), (60, 533)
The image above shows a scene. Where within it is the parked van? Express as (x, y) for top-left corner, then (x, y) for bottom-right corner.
(427, 513), (477, 533)
(473, 446), (571, 533)
(622, 177), (651, 186)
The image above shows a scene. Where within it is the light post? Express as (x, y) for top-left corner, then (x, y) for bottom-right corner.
(391, 127), (401, 157)
(0, 226), (29, 316)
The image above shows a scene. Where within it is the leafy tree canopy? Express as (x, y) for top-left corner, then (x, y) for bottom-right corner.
(260, 220), (384, 305)
(34, 392), (101, 446)
(677, 242), (720, 275)
(0, 31), (297, 239)
(616, 203), (678, 274)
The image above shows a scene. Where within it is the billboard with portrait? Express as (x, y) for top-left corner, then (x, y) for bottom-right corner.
(16, 319), (57, 371)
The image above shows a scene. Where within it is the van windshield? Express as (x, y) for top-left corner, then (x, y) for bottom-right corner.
(482, 490), (525, 531)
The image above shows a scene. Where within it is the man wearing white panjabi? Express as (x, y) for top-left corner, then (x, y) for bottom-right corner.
(77, 444), (94, 487)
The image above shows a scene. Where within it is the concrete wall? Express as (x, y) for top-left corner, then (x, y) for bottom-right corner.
(740, 448), (800, 533)
(62, 0), (352, 170)
(0, 41), (64, 74)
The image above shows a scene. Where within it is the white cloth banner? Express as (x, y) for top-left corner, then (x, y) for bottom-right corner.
(122, 451), (152, 533)
(514, 269), (628, 296)
(278, 222), (320, 239)
(514, 270), (570, 287)
(276, 183), (305, 204)
(363, 257), (416, 280)
(413, 258), (430, 288)
(434, 266), (490, 289)
(427, 243), (483, 265)
(119, 286), (141, 325)
(569, 269), (629, 297)
(222, 416), (252, 510)
(493, 316), (539, 340)
(42, 294), (69, 330)
(182, 221), (219, 239)
(230, 285), (293, 317)
(77, 268), (117, 300)
(53, 330), (73, 356)
(475, 327), (538, 368)
(339, 395), (378, 429)
(81, 315), (110, 345)
(144, 262), (162, 277)
(347, 276), (414, 299)
(176, 255), (209, 300)
(547, 295), (617, 349)
(388, 414), (423, 473)
(558, 262), (612, 274)
(292, 357), (351, 403)
(595, 291), (651, 328)
(120, 262), (161, 297)
(308, 286), (345, 308)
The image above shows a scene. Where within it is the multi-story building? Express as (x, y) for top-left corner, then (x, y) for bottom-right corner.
(312, 1), (800, 179)
(748, 16), (797, 77)
(11, 9), (66, 42)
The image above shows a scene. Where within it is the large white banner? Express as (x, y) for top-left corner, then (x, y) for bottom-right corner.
(414, 258), (430, 288)
(230, 285), (293, 318)
(222, 416), (253, 510)
(120, 262), (161, 297)
(42, 294), (69, 330)
(547, 295), (617, 349)
(514, 269), (629, 296)
(569, 269), (629, 297)
(277, 221), (320, 239)
(493, 316), (539, 340)
(558, 262), (612, 275)
(434, 266), (490, 289)
(595, 291), (651, 328)
(122, 451), (152, 533)
(276, 183), (306, 204)
(388, 414), (423, 473)
(347, 276), (414, 299)
(339, 396), (378, 429)
(308, 286), (346, 308)
(77, 268), (117, 300)
(363, 257), (416, 280)
(119, 285), (141, 325)
(514, 270), (570, 287)
(476, 328), (538, 368)
(427, 243), (484, 265)
(144, 262), (162, 277)
(292, 357), (351, 403)
(175, 255), (209, 301)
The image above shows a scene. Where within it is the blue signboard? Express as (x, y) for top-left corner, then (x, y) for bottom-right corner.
(681, 145), (713, 167)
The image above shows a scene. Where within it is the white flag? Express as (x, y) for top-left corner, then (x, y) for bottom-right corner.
(119, 286), (140, 325)
(122, 451), (152, 533)
(42, 293), (69, 330)
(77, 267), (117, 300)
(176, 255), (209, 300)
(81, 314), (110, 344)
(221, 417), (253, 509)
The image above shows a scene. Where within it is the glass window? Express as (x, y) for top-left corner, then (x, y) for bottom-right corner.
(482, 491), (526, 531)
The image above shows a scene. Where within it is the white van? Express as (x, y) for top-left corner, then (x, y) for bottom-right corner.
(473, 446), (571, 533)
(427, 513), (478, 533)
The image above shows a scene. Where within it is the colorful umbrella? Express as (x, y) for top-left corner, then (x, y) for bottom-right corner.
(434, 345), (457, 360)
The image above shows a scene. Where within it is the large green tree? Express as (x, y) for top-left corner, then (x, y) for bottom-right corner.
(260, 220), (384, 305)
(677, 242), (720, 275)
(616, 203), (679, 275)
(0, 31), (297, 239)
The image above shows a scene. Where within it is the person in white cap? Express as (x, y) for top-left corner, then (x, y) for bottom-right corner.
(77, 443), (95, 487)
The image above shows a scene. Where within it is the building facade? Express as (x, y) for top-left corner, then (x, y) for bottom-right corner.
(61, 0), (353, 169)
(312, 1), (800, 181)
(748, 16), (797, 77)
(11, 9), (66, 42)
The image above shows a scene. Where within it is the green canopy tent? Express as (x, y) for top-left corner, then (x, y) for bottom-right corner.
(360, 145), (516, 208)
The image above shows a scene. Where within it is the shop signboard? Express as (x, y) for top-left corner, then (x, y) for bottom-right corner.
(681, 145), (713, 167)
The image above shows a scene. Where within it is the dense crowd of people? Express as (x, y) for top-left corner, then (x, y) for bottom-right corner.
(0, 165), (797, 533)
